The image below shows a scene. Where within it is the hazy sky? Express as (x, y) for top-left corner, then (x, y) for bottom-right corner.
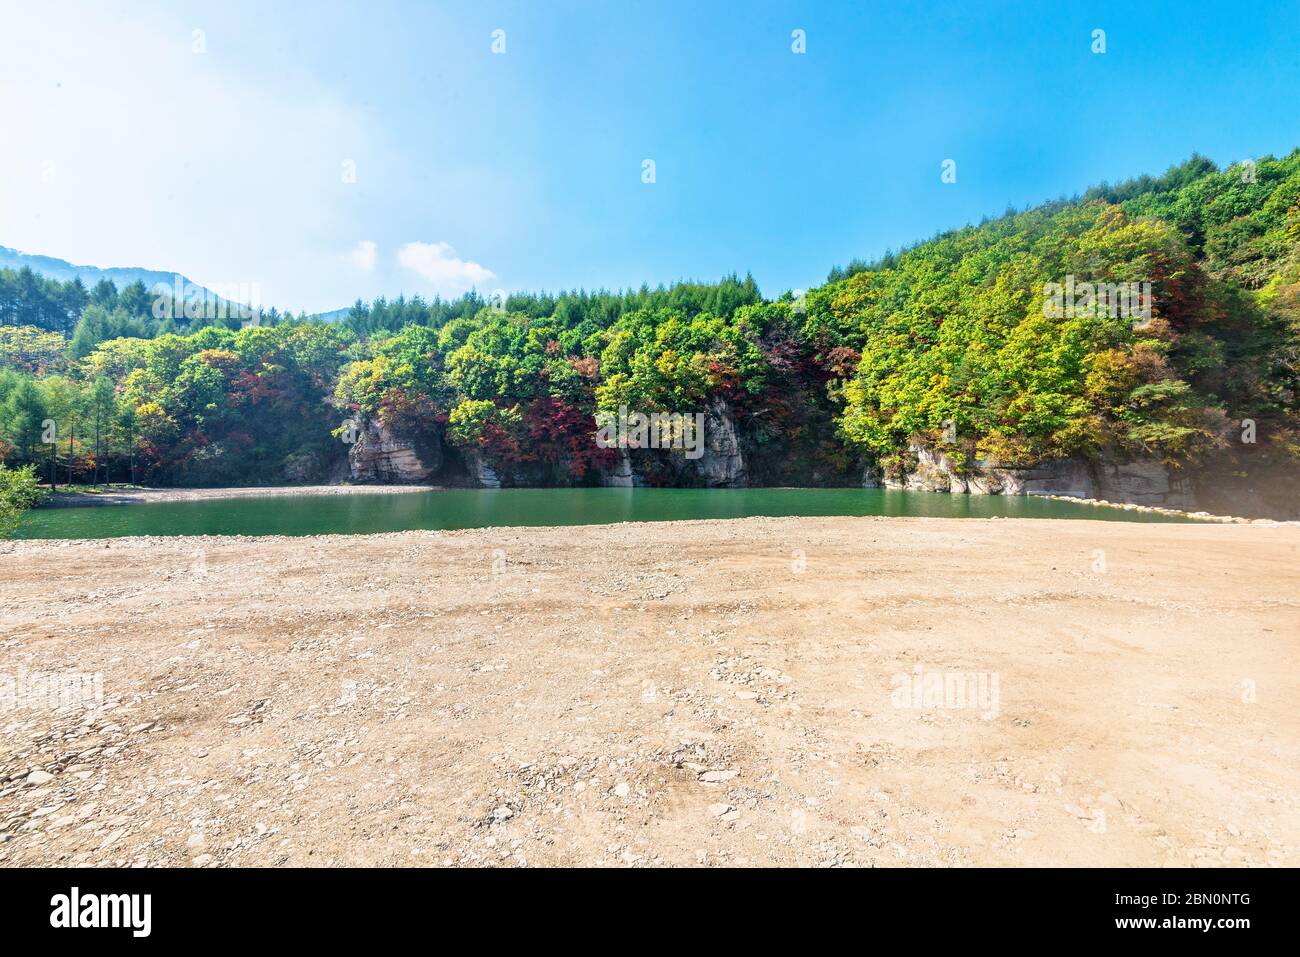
(3, 0), (1299, 313)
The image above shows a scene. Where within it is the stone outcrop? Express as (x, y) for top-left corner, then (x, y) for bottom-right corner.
(462, 450), (502, 489)
(695, 397), (747, 487)
(883, 441), (1199, 508)
(594, 399), (748, 488)
(348, 421), (441, 484)
(600, 450), (640, 488)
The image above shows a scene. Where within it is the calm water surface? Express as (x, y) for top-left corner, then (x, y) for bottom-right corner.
(16, 487), (1199, 540)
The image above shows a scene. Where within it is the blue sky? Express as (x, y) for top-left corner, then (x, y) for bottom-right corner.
(3, 0), (1298, 313)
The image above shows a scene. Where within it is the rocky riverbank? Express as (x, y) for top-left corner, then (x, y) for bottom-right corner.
(868, 441), (1300, 522)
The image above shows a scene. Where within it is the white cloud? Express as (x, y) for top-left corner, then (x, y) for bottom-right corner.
(397, 241), (495, 297)
(351, 240), (378, 271)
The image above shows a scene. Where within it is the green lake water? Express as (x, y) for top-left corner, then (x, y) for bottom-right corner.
(16, 487), (1199, 540)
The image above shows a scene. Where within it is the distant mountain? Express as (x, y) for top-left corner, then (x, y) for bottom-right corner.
(0, 245), (350, 320)
(0, 244), (224, 303)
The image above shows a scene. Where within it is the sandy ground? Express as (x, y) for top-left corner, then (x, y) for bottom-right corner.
(43, 484), (438, 507)
(1, 516), (1297, 868)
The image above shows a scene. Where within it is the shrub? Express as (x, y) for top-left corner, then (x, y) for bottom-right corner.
(0, 463), (46, 538)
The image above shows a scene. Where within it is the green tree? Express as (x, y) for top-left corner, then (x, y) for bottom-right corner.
(0, 377), (48, 467)
(0, 463), (45, 538)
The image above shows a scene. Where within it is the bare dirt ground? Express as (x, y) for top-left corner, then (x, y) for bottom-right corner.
(1, 516), (1297, 868)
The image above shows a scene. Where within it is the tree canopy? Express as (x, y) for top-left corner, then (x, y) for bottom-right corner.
(2, 150), (1297, 488)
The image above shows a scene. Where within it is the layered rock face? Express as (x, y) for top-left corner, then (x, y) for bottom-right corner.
(875, 441), (1199, 508)
(462, 450), (502, 489)
(346, 418), (1285, 516)
(696, 397), (747, 487)
(595, 398), (748, 488)
(600, 450), (640, 488)
(348, 422), (441, 484)
(585, 424), (1292, 517)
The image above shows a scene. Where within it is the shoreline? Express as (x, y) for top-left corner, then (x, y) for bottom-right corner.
(40, 484), (442, 508)
(34, 482), (1291, 526)
(3, 514), (1294, 553)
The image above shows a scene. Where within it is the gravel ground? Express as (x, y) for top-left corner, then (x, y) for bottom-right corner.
(1, 516), (1297, 867)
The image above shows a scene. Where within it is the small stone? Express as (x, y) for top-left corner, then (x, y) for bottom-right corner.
(735, 690), (758, 700)
(613, 782), (631, 798)
(192, 854), (213, 866)
(490, 805), (514, 822)
(26, 770), (54, 785)
(699, 770), (737, 783)
(708, 803), (733, 817)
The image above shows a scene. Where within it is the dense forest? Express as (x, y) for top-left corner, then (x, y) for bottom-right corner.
(2, 150), (1298, 503)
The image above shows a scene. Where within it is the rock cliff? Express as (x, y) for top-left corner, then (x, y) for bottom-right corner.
(595, 398), (748, 488)
(879, 440), (1199, 508)
(348, 421), (441, 484)
(695, 397), (747, 487)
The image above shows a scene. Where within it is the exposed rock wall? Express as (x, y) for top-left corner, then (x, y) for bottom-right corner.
(462, 450), (502, 489)
(595, 398), (748, 488)
(348, 422), (441, 484)
(696, 397), (747, 487)
(882, 441), (1200, 508)
(346, 420), (1292, 518)
(600, 450), (640, 488)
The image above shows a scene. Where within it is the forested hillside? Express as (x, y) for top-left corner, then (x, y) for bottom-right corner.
(2, 151), (1298, 509)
